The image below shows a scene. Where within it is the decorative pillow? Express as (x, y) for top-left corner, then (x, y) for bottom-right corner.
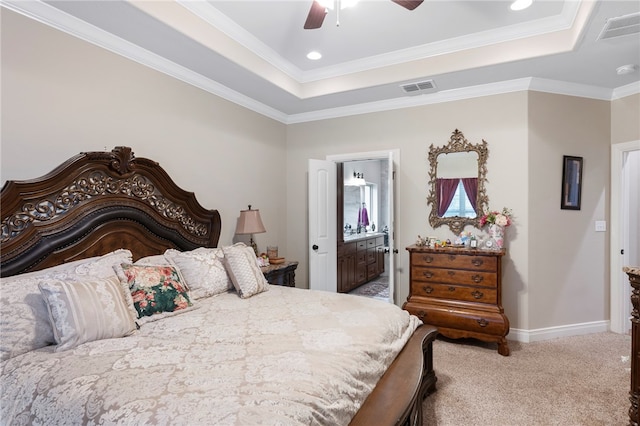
(38, 276), (137, 352)
(134, 255), (171, 266)
(0, 249), (133, 361)
(116, 264), (194, 325)
(164, 247), (233, 299)
(222, 243), (269, 299)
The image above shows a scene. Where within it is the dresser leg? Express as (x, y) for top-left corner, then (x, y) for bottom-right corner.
(497, 339), (510, 356)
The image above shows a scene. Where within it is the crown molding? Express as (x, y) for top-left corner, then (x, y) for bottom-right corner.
(528, 78), (613, 100)
(4, 0), (637, 126)
(188, 0), (583, 84)
(612, 82), (640, 100)
(1, 0), (288, 123)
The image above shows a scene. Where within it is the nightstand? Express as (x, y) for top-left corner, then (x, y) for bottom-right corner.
(261, 261), (298, 287)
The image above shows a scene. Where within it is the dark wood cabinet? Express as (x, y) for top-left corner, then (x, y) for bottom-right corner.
(403, 245), (510, 356)
(262, 261), (298, 287)
(338, 235), (384, 293)
(338, 242), (356, 293)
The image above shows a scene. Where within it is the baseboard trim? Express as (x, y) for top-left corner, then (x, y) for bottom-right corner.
(509, 320), (610, 343)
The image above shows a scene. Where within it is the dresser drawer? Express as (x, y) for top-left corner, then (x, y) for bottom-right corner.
(411, 266), (498, 287)
(412, 282), (497, 304)
(411, 252), (496, 272)
(357, 241), (367, 251)
(367, 238), (377, 248)
(406, 304), (508, 337)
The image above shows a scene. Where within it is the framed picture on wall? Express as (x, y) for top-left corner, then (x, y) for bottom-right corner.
(561, 155), (583, 210)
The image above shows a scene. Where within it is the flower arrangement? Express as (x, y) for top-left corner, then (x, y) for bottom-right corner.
(479, 207), (513, 228)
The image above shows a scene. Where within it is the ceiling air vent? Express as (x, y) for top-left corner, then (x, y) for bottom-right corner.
(400, 79), (436, 95)
(597, 12), (640, 41)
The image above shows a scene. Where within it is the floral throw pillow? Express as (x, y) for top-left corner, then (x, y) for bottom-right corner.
(117, 264), (194, 325)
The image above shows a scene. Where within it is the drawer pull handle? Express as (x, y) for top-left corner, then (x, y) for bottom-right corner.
(472, 258), (484, 267)
(447, 271), (455, 276)
(422, 271), (434, 278)
(422, 255), (434, 263)
(448, 286), (456, 292)
(417, 310), (427, 320)
(477, 319), (489, 327)
(448, 255), (456, 261)
(423, 286), (434, 294)
(471, 290), (484, 299)
(471, 275), (484, 283)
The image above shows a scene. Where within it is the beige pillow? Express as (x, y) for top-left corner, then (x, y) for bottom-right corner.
(164, 247), (232, 299)
(222, 243), (269, 299)
(38, 276), (137, 352)
(0, 249), (133, 361)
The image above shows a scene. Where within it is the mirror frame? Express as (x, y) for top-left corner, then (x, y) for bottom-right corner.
(427, 129), (489, 235)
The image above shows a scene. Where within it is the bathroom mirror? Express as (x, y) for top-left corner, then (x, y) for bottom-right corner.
(426, 129), (489, 235)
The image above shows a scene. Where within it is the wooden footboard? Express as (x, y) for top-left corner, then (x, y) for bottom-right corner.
(350, 324), (438, 426)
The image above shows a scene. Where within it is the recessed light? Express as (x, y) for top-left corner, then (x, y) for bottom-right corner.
(510, 0), (533, 11)
(307, 51), (322, 60)
(616, 64), (638, 75)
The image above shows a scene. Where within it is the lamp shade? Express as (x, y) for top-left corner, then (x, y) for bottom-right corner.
(235, 205), (266, 235)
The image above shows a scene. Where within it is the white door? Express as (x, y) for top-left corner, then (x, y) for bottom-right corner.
(386, 151), (396, 304)
(308, 159), (337, 292)
(610, 141), (640, 334)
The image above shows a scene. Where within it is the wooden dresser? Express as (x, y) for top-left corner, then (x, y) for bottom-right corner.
(404, 245), (510, 356)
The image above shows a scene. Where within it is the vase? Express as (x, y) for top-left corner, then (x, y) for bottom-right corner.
(488, 224), (505, 248)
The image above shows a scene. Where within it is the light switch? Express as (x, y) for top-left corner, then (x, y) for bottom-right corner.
(595, 221), (606, 232)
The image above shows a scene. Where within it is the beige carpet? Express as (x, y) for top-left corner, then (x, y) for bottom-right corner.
(422, 332), (632, 426)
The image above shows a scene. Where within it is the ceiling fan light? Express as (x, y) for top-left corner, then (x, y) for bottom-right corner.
(510, 0), (533, 11)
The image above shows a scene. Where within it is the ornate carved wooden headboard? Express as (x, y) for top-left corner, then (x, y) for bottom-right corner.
(1, 147), (221, 277)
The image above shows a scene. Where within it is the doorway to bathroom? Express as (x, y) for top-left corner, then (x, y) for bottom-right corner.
(327, 150), (398, 305)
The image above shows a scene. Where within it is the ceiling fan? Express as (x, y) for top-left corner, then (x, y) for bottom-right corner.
(304, 0), (424, 29)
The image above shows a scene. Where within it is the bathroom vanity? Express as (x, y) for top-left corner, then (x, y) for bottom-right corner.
(337, 233), (385, 293)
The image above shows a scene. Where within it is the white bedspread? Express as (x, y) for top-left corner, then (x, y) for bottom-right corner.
(1, 286), (420, 425)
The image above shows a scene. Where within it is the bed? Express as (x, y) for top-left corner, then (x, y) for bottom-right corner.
(0, 147), (438, 425)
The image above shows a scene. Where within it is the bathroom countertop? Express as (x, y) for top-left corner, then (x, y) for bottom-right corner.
(343, 232), (384, 242)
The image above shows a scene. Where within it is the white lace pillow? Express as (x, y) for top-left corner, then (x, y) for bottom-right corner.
(164, 247), (232, 299)
(134, 255), (171, 266)
(222, 243), (269, 299)
(38, 275), (137, 352)
(0, 249), (133, 361)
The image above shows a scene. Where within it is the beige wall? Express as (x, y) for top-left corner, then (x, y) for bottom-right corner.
(611, 93), (640, 145)
(1, 10), (287, 252)
(528, 92), (611, 330)
(3, 9), (639, 336)
(286, 93), (530, 328)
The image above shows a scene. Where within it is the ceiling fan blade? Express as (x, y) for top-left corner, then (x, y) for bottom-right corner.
(391, 0), (424, 10)
(304, 1), (327, 29)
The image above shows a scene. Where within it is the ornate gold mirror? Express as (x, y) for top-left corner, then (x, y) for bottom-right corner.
(427, 129), (489, 235)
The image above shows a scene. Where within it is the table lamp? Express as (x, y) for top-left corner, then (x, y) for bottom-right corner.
(235, 205), (266, 256)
